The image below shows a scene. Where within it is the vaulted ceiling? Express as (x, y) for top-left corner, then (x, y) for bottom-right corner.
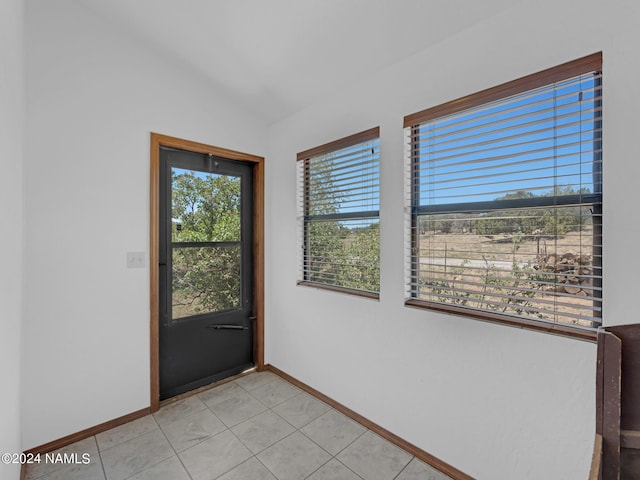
(75, 0), (519, 124)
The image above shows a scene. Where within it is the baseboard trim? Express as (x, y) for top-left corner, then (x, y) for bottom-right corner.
(22, 366), (265, 461)
(266, 364), (475, 480)
(24, 407), (150, 457)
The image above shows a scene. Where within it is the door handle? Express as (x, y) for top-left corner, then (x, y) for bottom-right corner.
(207, 324), (248, 331)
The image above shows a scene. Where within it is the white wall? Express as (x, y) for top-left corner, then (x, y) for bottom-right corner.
(265, 1), (640, 479)
(0, 0), (24, 478)
(22, 0), (267, 449)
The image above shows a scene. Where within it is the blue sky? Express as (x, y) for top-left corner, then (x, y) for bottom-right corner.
(414, 72), (601, 206)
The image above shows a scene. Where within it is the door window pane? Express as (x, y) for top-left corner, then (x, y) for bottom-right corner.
(171, 168), (241, 242)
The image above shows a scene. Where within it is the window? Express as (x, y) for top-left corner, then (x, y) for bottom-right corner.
(297, 127), (380, 297)
(404, 53), (602, 337)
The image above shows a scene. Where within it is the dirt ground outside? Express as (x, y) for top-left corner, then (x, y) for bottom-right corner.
(416, 228), (601, 327)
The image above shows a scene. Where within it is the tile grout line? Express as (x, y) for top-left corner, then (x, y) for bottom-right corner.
(249, 448), (278, 480)
(96, 415), (175, 480)
(173, 378), (286, 478)
(219, 383), (337, 473)
(251, 428), (328, 480)
(391, 457), (416, 480)
(203, 374), (287, 479)
(295, 417), (370, 480)
(119, 430), (175, 480)
(150, 416), (190, 480)
(94, 435), (109, 480)
(96, 416), (160, 456)
(175, 450), (196, 480)
(256, 395), (368, 480)
(291, 407), (417, 480)
(156, 397), (224, 456)
(301, 456), (334, 480)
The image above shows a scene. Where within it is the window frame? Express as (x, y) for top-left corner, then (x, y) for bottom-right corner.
(297, 127), (381, 299)
(404, 53), (602, 341)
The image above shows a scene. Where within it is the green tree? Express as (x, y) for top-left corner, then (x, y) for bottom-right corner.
(171, 171), (242, 318)
(304, 153), (380, 293)
(475, 187), (590, 236)
(172, 172), (240, 242)
(337, 222), (380, 292)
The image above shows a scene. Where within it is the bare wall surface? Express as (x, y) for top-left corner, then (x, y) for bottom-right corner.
(22, 0), (267, 449)
(0, 0), (24, 478)
(265, 0), (640, 478)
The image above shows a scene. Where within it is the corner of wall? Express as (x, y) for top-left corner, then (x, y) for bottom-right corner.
(0, 0), (25, 477)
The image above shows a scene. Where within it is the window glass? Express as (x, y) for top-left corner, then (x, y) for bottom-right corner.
(298, 128), (380, 296)
(405, 54), (602, 331)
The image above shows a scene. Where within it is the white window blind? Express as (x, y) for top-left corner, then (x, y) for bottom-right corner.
(405, 54), (602, 332)
(297, 127), (380, 296)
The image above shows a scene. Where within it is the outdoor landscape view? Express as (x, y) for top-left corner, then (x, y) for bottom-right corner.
(413, 196), (601, 327)
(170, 168), (242, 320)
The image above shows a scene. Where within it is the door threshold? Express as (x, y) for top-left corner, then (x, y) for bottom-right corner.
(159, 366), (258, 407)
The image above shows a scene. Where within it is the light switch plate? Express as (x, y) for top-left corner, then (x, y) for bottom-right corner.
(127, 252), (145, 268)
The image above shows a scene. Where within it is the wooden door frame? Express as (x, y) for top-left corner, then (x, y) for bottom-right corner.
(149, 133), (265, 412)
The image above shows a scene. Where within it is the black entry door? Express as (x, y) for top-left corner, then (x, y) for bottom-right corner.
(159, 146), (254, 400)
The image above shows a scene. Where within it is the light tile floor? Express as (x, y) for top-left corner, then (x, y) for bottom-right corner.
(25, 371), (452, 480)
